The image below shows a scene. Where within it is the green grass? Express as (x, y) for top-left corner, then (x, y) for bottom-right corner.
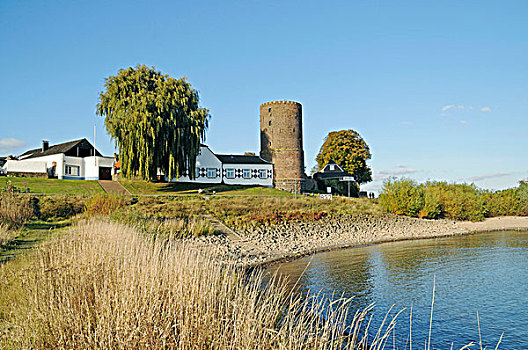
(0, 219), (72, 263)
(119, 179), (292, 196)
(1, 177), (103, 195)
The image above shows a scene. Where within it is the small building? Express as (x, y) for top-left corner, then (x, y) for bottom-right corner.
(169, 145), (273, 187)
(312, 160), (359, 197)
(4, 139), (114, 180)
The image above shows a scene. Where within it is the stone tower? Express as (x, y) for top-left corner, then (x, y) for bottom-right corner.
(260, 100), (305, 192)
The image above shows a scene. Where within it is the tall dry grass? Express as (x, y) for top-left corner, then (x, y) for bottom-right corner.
(0, 222), (18, 247)
(0, 191), (37, 228)
(3, 219), (406, 349)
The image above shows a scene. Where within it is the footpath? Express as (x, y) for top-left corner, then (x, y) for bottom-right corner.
(98, 180), (131, 195)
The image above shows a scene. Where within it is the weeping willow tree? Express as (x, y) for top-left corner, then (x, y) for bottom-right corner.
(97, 65), (209, 181)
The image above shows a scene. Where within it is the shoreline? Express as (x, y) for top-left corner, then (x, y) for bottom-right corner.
(193, 215), (528, 268)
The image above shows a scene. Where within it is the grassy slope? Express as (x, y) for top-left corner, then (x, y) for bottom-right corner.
(1, 177), (103, 195)
(120, 179), (292, 196)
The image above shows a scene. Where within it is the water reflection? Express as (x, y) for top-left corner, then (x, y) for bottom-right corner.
(272, 231), (528, 349)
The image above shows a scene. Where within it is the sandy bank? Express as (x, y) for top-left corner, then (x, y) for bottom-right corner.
(191, 215), (528, 267)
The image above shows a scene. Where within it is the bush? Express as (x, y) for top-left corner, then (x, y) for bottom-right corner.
(84, 193), (128, 216)
(0, 191), (38, 228)
(39, 196), (85, 221)
(516, 180), (528, 215)
(379, 179), (492, 221)
(378, 178), (424, 217)
(418, 187), (442, 219)
(424, 182), (487, 221)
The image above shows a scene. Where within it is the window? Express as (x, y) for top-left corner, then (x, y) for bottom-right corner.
(258, 169), (267, 179)
(207, 168), (216, 178)
(268, 107), (272, 113)
(226, 168), (235, 179)
(268, 120), (272, 126)
(65, 165), (79, 176)
(329, 164), (335, 171)
(243, 169), (251, 179)
(195, 168), (200, 178)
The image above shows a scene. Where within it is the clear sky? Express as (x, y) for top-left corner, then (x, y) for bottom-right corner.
(1, 0), (527, 193)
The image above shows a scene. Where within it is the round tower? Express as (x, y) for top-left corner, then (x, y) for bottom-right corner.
(260, 100), (305, 192)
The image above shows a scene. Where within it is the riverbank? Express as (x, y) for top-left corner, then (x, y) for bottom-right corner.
(191, 214), (528, 267)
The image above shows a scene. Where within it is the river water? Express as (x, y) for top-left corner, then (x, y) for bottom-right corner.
(273, 230), (528, 349)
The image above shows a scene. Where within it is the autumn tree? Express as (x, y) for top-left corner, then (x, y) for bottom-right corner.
(316, 129), (372, 184)
(97, 65), (209, 181)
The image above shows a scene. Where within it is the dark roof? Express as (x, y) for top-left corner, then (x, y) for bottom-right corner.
(19, 138), (101, 159)
(216, 154), (271, 165)
(313, 170), (353, 180)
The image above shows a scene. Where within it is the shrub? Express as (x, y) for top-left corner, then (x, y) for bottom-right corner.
(483, 189), (518, 217)
(379, 179), (494, 221)
(39, 196), (85, 221)
(423, 182), (487, 221)
(378, 178), (424, 217)
(516, 180), (528, 215)
(0, 191), (38, 228)
(84, 193), (128, 216)
(418, 186), (442, 219)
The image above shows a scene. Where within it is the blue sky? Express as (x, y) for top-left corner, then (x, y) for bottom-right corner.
(1, 0), (526, 193)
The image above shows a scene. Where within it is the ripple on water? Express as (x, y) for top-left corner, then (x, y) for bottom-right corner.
(272, 230), (528, 349)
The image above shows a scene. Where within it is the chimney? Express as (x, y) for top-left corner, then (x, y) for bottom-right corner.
(42, 140), (49, 152)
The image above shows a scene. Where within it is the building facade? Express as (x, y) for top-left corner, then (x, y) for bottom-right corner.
(169, 145), (273, 187)
(3, 139), (115, 180)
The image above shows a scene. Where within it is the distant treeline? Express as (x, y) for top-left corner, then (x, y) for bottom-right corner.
(379, 178), (528, 221)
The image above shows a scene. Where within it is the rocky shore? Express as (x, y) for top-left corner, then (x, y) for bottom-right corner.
(191, 214), (528, 267)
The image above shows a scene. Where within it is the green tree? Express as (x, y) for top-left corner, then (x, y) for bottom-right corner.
(97, 65), (209, 181)
(316, 130), (372, 184)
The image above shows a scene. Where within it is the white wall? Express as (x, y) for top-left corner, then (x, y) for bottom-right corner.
(222, 163), (273, 187)
(7, 154), (114, 180)
(82, 156), (114, 180)
(170, 146), (222, 184)
(169, 145), (274, 187)
(5, 160), (48, 174)
(6, 154), (63, 176)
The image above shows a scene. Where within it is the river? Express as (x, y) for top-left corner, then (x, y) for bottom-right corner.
(273, 230), (528, 349)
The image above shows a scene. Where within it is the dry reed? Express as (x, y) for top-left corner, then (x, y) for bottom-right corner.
(0, 191), (36, 228)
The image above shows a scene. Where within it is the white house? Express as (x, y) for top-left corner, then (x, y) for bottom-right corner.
(169, 145), (273, 187)
(4, 139), (115, 180)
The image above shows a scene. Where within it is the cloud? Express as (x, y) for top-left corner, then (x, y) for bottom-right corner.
(0, 138), (26, 154)
(480, 107), (491, 113)
(395, 164), (407, 168)
(377, 168), (419, 176)
(466, 173), (511, 182)
(440, 105), (465, 116)
(460, 120), (468, 125)
(399, 121), (413, 126)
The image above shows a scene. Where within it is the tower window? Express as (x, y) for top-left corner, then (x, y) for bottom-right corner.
(293, 128), (295, 133)
(269, 120), (272, 126)
(268, 107), (272, 113)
